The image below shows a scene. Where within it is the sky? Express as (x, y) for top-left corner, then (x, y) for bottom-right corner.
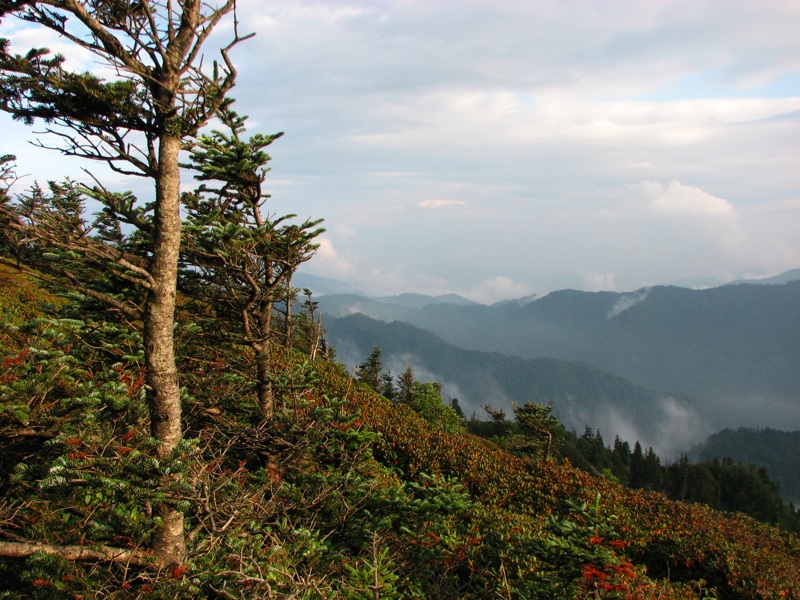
(2, 0), (800, 303)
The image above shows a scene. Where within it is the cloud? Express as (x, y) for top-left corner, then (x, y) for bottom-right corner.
(561, 396), (711, 461)
(583, 272), (617, 292)
(461, 276), (534, 304)
(637, 180), (747, 268)
(7, 25), (101, 74)
(646, 180), (736, 217)
(653, 396), (713, 460)
(419, 199), (466, 208)
(3, 0), (798, 298)
(607, 288), (650, 319)
(311, 236), (358, 280)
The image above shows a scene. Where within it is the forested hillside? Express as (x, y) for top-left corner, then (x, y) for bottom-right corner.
(690, 428), (800, 504)
(554, 426), (800, 532)
(1, 4), (798, 597)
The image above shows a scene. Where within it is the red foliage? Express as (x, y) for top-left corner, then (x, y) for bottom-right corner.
(170, 565), (189, 579)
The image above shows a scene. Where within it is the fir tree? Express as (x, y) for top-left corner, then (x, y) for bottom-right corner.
(397, 365), (416, 404)
(0, 0), (250, 566)
(180, 105), (323, 417)
(356, 346), (383, 392)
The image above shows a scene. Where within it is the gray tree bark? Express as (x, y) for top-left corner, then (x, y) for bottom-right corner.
(145, 132), (185, 564)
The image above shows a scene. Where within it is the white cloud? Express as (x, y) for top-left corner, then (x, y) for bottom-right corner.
(3, 0), (798, 297)
(654, 396), (712, 460)
(646, 180), (735, 217)
(7, 26), (98, 73)
(607, 288), (650, 319)
(419, 199), (465, 208)
(583, 272), (617, 292)
(311, 236), (358, 281)
(461, 276), (534, 304)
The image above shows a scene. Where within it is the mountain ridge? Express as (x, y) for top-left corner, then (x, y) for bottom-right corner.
(319, 281), (800, 434)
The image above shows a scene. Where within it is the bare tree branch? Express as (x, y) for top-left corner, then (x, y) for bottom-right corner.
(0, 540), (152, 567)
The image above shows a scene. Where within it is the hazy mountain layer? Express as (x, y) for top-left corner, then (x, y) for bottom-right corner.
(326, 313), (712, 458)
(320, 281), (800, 434)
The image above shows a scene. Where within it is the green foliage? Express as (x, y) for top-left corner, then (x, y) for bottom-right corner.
(317, 360), (800, 599)
(353, 348), (464, 433)
(662, 456), (799, 531)
(1, 273), (799, 598)
(179, 105), (324, 415)
(356, 346), (383, 392)
(557, 427), (800, 532)
(396, 365), (416, 405)
(2, 143), (799, 597)
(409, 382), (465, 434)
(691, 427), (800, 506)
(0, 175), (150, 327)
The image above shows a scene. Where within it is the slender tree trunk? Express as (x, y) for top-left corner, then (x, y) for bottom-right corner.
(255, 347), (273, 418)
(255, 302), (274, 418)
(145, 133), (185, 565)
(283, 273), (293, 347)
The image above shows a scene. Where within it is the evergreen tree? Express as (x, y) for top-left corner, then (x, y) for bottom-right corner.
(449, 397), (465, 420)
(397, 365), (416, 404)
(641, 447), (663, 491)
(512, 402), (560, 459)
(380, 369), (396, 401)
(299, 288), (326, 360)
(409, 382), (465, 434)
(475, 403), (511, 439)
(629, 441), (645, 488)
(0, 0), (250, 566)
(180, 105), (323, 416)
(611, 436), (632, 482)
(356, 346), (383, 392)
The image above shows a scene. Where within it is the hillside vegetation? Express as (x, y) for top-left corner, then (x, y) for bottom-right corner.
(2, 6), (798, 589)
(1, 272), (799, 598)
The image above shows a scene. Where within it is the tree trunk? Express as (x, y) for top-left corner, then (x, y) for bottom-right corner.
(145, 132), (186, 565)
(256, 349), (274, 418)
(283, 273), (293, 347)
(255, 302), (274, 418)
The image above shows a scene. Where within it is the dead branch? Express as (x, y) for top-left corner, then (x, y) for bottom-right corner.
(0, 540), (152, 566)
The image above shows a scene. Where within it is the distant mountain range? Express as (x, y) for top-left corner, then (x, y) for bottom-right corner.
(299, 267), (800, 299)
(319, 272), (800, 455)
(643, 269), (800, 290)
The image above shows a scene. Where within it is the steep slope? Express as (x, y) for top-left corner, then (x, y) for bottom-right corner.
(2, 270), (799, 598)
(317, 359), (800, 599)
